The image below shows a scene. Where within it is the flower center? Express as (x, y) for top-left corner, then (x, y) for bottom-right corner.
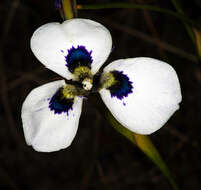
(100, 70), (133, 100)
(65, 45), (93, 90)
(82, 78), (93, 91)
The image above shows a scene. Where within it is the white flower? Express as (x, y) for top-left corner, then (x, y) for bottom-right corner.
(22, 18), (182, 152)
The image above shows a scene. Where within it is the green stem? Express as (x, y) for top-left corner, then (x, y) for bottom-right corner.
(170, 0), (195, 43)
(91, 95), (180, 190)
(77, 3), (200, 29)
(62, 0), (77, 20)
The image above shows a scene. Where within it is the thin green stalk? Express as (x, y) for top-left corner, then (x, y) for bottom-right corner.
(77, 3), (200, 29)
(62, 0), (77, 20)
(91, 95), (180, 190)
(103, 18), (199, 63)
(170, 0), (195, 43)
(105, 105), (179, 190)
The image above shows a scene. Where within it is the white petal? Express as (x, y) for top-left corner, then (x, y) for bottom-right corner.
(21, 80), (83, 152)
(99, 57), (182, 135)
(31, 18), (112, 79)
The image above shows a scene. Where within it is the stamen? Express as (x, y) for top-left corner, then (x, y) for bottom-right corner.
(100, 72), (117, 89)
(100, 71), (133, 100)
(62, 84), (78, 99)
(73, 66), (93, 81)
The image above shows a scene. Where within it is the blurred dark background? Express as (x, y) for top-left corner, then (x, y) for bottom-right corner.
(0, 0), (201, 189)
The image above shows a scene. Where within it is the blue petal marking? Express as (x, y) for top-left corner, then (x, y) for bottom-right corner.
(55, 0), (62, 9)
(108, 71), (133, 100)
(49, 88), (73, 115)
(65, 45), (93, 73)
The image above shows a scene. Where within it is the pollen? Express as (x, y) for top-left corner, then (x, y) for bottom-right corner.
(100, 72), (117, 89)
(62, 84), (77, 99)
(104, 71), (133, 100)
(73, 66), (93, 81)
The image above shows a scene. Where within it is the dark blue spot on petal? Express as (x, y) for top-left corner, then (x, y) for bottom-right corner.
(108, 71), (133, 100)
(65, 45), (93, 73)
(49, 88), (74, 115)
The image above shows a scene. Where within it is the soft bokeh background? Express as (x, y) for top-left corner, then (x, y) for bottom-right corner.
(0, 0), (201, 189)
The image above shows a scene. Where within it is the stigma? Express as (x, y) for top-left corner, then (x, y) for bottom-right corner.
(82, 78), (93, 91)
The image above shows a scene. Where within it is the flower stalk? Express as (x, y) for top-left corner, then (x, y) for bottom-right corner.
(62, 0), (77, 19)
(77, 3), (199, 29)
(193, 28), (201, 59)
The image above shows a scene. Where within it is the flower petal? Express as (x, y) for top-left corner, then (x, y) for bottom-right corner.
(31, 18), (112, 79)
(99, 58), (182, 135)
(21, 80), (83, 152)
